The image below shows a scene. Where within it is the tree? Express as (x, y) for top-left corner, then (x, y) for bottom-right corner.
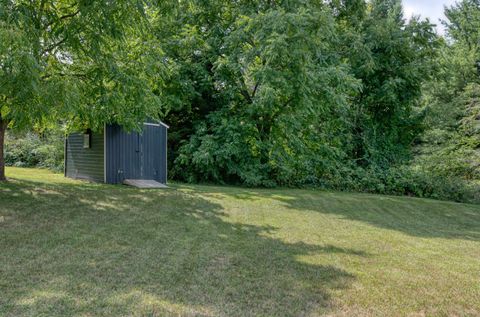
(151, 0), (438, 186)
(417, 0), (480, 181)
(0, 0), (164, 180)
(339, 0), (438, 167)
(156, 0), (359, 186)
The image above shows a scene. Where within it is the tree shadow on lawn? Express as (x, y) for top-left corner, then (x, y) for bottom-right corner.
(0, 179), (360, 316)
(194, 186), (480, 241)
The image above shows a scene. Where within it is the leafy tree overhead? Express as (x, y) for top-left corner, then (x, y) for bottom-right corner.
(154, 1), (360, 186)
(340, 0), (438, 167)
(417, 0), (480, 182)
(175, 2), (359, 186)
(157, 0), (438, 186)
(0, 0), (164, 180)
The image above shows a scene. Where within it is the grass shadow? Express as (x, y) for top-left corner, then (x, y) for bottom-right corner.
(193, 185), (480, 241)
(1, 177), (358, 316)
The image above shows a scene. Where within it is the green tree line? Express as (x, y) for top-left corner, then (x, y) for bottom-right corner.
(1, 0), (479, 201)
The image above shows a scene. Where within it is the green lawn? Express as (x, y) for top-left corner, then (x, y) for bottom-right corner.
(1, 167), (479, 316)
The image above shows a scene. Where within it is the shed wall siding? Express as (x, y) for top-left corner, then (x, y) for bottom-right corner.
(159, 125), (167, 184)
(105, 124), (138, 184)
(65, 131), (105, 182)
(105, 124), (167, 184)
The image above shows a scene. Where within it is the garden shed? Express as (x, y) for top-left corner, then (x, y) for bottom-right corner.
(64, 122), (168, 184)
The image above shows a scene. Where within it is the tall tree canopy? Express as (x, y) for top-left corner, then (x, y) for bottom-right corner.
(344, 0), (438, 166)
(418, 0), (480, 181)
(0, 0), (164, 180)
(152, 0), (437, 186)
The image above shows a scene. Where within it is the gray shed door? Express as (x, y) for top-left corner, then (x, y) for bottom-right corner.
(141, 124), (162, 179)
(125, 131), (142, 179)
(105, 123), (166, 184)
(122, 127), (161, 180)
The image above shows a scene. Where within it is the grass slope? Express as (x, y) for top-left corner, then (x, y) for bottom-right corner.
(1, 167), (479, 316)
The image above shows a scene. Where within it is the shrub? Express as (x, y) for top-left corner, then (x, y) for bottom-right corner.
(317, 165), (479, 204)
(4, 131), (64, 172)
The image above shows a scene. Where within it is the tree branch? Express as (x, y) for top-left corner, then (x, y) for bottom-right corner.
(58, 9), (80, 22)
(41, 72), (89, 80)
(41, 37), (68, 55)
(45, 9), (80, 28)
(240, 84), (253, 104)
(251, 81), (260, 98)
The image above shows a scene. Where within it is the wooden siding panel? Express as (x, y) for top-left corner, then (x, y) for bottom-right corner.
(65, 131), (104, 182)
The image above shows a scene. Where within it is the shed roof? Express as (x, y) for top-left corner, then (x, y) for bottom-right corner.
(144, 121), (170, 129)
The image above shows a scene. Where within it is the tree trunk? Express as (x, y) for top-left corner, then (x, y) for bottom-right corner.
(0, 117), (7, 181)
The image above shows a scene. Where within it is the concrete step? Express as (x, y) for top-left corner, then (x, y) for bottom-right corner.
(123, 179), (168, 189)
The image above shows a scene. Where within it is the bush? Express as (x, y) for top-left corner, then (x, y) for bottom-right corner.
(317, 165), (479, 204)
(5, 131), (64, 172)
(5, 130), (477, 204)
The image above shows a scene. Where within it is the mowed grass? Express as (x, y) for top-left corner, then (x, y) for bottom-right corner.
(1, 168), (479, 317)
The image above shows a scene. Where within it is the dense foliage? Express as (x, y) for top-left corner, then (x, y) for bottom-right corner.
(0, 0), (165, 180)
(403, 0), (480, 202)
(156, 0), (436, 187)
(416, 0), (480, 185)
(4, 130), (64, 171)
(2, 0), (479, 202)
(160, 0), (478, 202)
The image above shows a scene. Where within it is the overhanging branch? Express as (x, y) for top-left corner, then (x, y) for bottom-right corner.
(41, 37), (68, 55)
